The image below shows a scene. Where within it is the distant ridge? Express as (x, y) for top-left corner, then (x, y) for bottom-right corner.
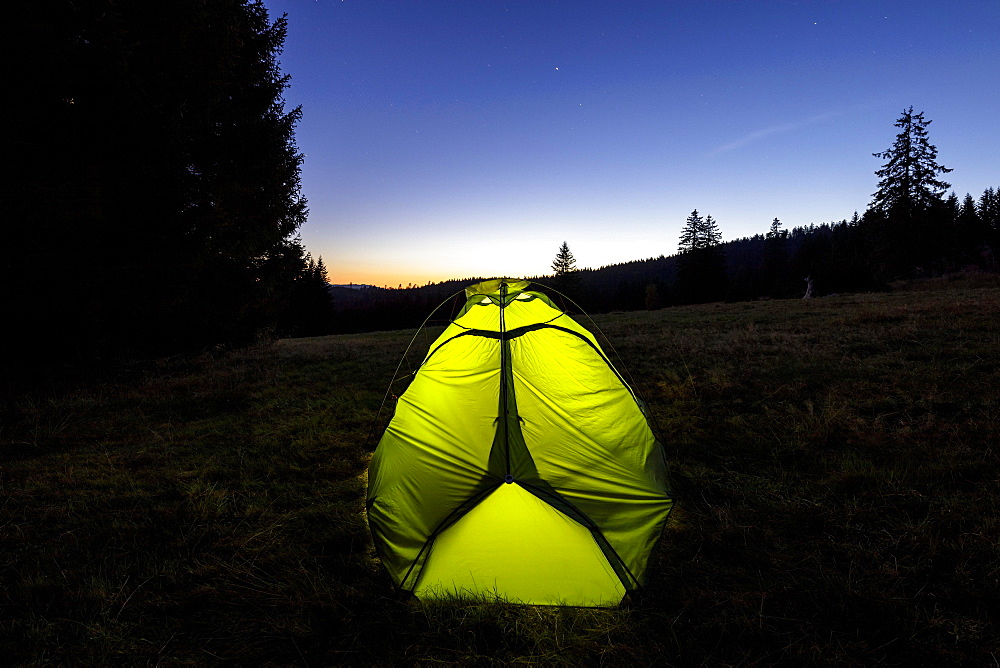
(329, 284), (379, 290)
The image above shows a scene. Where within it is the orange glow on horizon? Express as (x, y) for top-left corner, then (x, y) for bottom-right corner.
(326, 257), (543, 289)
(328, 269), (488, 289)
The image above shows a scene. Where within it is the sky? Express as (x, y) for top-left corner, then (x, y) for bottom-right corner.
(262, 0), (1000, 287)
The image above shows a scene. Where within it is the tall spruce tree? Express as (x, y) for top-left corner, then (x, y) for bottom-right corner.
(871, 107), (953, 213)
(677, 210), (706, 254)
(6, 0), (309, 366)
(551, 241), (578, 275)
(676, 210), (727, 303)
(763, 217), (789, 296)
(868, 107), (953, 275)
(550, 241), (580, 297)
(703, 214), (723, 248)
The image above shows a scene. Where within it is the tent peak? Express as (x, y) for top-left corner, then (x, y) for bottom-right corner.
(464, 279), (531, 301)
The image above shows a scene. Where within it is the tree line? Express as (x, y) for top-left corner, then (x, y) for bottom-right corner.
(330, 107), (997, 331)
(555, 107), (998, 308)
(700, 109), (996, 299)
(8, 0), (996, 359)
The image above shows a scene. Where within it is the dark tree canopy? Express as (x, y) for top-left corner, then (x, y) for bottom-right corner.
(871, 107), (953, 214)
(550, 241), (581, 298)
(551, 241), (578, 276)
(6, 0), (310, 367)
(980, 188), (1000, 254)
(677, 210), (722, 254)
(314, 175), (999, 334)
(866, 107), (955, 275)
(278, 254), (335, 337)
(763, 217), (790, 296)
(676, 210), (727, 303)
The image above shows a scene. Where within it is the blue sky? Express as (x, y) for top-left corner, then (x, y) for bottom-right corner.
(263, 0), (1000, 286)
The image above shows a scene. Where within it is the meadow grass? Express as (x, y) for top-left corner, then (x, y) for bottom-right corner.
(2, 276), (999, 664)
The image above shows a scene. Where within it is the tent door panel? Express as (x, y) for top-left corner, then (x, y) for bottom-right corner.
(412, 481), (625, 606)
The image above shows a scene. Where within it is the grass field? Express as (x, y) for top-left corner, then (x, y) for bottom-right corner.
(3, 276), (999, 664)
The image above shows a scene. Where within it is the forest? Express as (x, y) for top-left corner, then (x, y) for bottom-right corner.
(6, 2), (999, 362)
(326, 170), (1000, 335)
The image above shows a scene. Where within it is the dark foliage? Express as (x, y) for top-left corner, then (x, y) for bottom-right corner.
(762, 218), (790, 296)
(311, 108), (984, 332)
(550, 241), (581, 300)
(868, 107), (954, 275)
(278, 255), (335, 337)
(317, 171), (997, 333)
(871, 108), (953, 213)
(5, 0), (308, 369)
(676, 211), (728, 304)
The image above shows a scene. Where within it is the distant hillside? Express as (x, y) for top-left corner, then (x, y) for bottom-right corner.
(323, 204), (1000, 335)
(323, 232), (817, 333)
(323, 229), (808, 331)
(327, 284), (385, 309)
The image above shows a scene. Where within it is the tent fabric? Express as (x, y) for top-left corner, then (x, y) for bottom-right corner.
(367, 279), (672, 606)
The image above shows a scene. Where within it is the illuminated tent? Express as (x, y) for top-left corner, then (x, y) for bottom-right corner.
(366, 279), (672, 606)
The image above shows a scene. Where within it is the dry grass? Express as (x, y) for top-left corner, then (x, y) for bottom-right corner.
(2, 279), (999, 664)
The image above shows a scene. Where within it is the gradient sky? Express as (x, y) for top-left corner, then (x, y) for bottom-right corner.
(262, 0), (1000, 287)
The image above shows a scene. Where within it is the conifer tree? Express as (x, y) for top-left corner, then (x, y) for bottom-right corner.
(763, 217), (789, 296)
(676, 210), (727, 303)
(871, 107), (953, 213)
(868, 107), (953, 274)
(677, 210), (706, 254)
(677, 210), (723, 253)
(279, 253), (334, 336)
(703, 215), (723, 248)
(7, 0), (309, 363)
(551, 241), (578, 275)
(551, 241), (580, 297)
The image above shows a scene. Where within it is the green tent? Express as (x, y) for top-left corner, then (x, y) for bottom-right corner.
(367, 279), (672, 606)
